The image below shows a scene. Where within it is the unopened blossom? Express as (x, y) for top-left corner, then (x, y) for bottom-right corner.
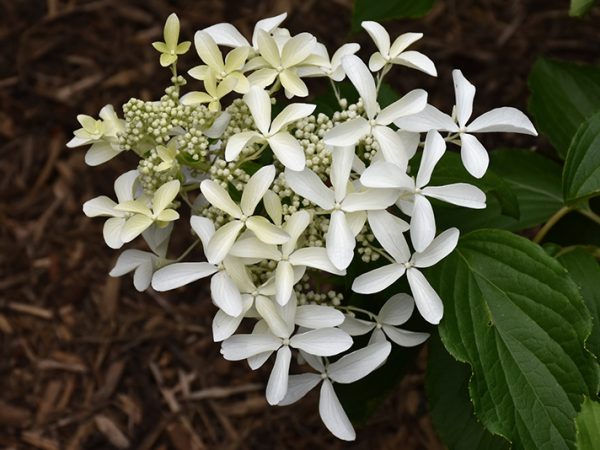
(279, 342), (391, 440)
(188, 31), (250, 94)
(152, 13), (191, 67)
(361, 130), (485, 251)
(395, 69), (537, 178)
(352, 211), (459, 324)
(324, 55), (427, 168)
(285, 146), (398, 270)
(225, 87), (315, 170)
(362, 21), (436, 76)
(66, 105), (125, 166)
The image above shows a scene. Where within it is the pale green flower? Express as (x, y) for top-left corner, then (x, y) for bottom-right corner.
(152, 13), (191, 67)
(155, 140), (178, 172)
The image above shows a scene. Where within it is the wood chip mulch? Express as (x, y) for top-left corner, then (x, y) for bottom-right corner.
(1, 0), (598, 448)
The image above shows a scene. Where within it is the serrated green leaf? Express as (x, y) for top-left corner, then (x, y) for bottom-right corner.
(575, 397), (600, 450)
(528, 58), (600, 158)
(426, 332), (510, 450)
(570, 0), (597, 16)
(563, 112), (600, 204)
(558, 249), (600, 359)
(427, 230), (598, 450)
(434, 149), (563, 232)
(352, 0), (436, 32)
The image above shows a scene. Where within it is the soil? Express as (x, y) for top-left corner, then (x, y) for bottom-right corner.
(1, 0), (598, 449)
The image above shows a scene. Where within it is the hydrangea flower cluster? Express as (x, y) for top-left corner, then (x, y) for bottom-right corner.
(69, 13), (537, 440)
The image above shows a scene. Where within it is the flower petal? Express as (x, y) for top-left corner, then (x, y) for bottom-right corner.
(205, 220), (244, 264)
(152, 262), (218, 291)
(268, 132), (306, 171)
(194, 31), (225, 72)
(103, 217), (125, 249)
(85, 142), (120, 166)
(121, 215), (154, 243)
(319, 380), (356, 441)
(252, 13), (288, 48)
(467, 107), (538, 135)
(190, 215), (215, 250)
(410, 194), (436, 253)
(282, 210), (310, 256)
(284, 168), (335, 210)
(339, 315), (375, 336)
(361, 21), (390, 57)
(412, 227), (459, 268)
(389, 32), (423, 57)
(423, 183), (486, 209)
(281, 32), (316, 67)
(83, 196), (117, 217)
(266, 346), (292, 405)
(200, 180), (242, 218)
(323, 117), (370, 147)
(241, 165), (275, 215)
(221, 333), (281, 360)
(256, 295), (291, 338)
(153, 180), (180, 214)
(275, 260), (295, 306)
(330, 146), (354, 202)
(132, 261), (154, 291)
(382, 325), (430, 347)
(203, 23), (249, 48)
(255, 29), (281, 67)
(341, 55), (378, 119)
(453, 69), (475, 128)
(460, 133), (489, 179)
(360, 161), (413, 189)
(295, 305), (345, 329)
(211, 270), (244, 316)
(406, 268), (443, 324)
(416, 130), (446, 188)
(289, 247), (344, 275)
(367, 210), (410, 262)
(326, 210), (355, 271)
(225, 130), (262, 161)
(351, 263), (406, 294)
(229, 237), (281, 260)
(327, 341), (391, 383)
(377, 89), (427, 125)
(114, 170), (139, 203)
(371, 126), (411, 169)
(279, 69), (309, 98)
(244, 86), (272, 135)
(271, 103), (316, 134)
(392, 51), (437, 76)
(378, 293), (415, 326)
(290, 328), (352, 356)
(246, 216), (290, 245)
(247, 67), (279, 89)
(341, 188), (399, 212)
(279, 373), (322, 406)
(394, 104), (458, 132)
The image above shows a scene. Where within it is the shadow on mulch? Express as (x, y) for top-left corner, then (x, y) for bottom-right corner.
(0, 0), (598, 449)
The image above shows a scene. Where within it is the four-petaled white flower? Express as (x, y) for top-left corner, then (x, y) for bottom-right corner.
(394, 69), (537, 178)
(229, 210), (345, 305)
(200, 164), (290, 265)
(152, 13), (191, 67)
(361, 130), (486, 251)
(324, 55), (427, 169)
(225, 87), (315, 170)
(352, 210), (459, 324)
(285, 146), (398, 270)
(180, 69), (239, 112)
(362, 21), (436, 76)
(188, 31), (250, 94)
(82, 170), (139, 249)
(247, 30), (317, 98)
(66, 105), (125, 166)
(278, 342), (392, 441)
(221, 296), (352, 406)
(341, 294), (430, 347)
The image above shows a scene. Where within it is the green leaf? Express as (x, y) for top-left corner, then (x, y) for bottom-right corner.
(352, 0), (436, 32)
(575, 398), (600, 450)
(427, 230), (598, 450)
(528, 58), (600, 158)
(435, 149), (563, 232)
(570, 0), (597, 16)
(557, 249), (600, 359)
(563, 112), (600, 204)
(426, 332), (510, 450)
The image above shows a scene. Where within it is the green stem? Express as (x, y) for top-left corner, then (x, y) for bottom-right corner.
(577, 208), (600, 226)
(533, 206), (572, 244)
(177, 239), (200, 262)
(330, 79), (342, 106)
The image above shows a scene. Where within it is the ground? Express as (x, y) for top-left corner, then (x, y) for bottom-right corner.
(0, 0), (598, 449)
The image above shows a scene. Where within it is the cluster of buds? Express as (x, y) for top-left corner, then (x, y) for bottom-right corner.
(69, 13), (536, 440)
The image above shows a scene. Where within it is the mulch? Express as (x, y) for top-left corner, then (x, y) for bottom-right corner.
(1, 0), (598, 448)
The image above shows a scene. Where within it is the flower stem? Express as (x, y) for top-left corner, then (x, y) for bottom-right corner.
(177, 239), (200, 262)
(577, 208), (600, 226)
(533, 206), (572, 244)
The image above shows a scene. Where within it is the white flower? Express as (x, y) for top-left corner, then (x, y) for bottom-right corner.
(225, 87), (315, 170)
(278, 342), (392, 441)
(200, 165), (290, 264)
(114, 180), (181, 243)
(202, 13), (287, 50)
(362, 21), (436, 76)
(109, 223), (173, 291)
(285, 146), (398, 270)
(298, 43), (361, 81)
(82, 170), (139, 249)
(361, 130), (486, 251)
(394, 69), (538, 178)
(352, 211), (459, 324)
(155, 140), (178, 172)
(323, 55), (427, 168)
(341, 294), (430, 347)
(180, 69), (238, 112)
(229, 210), (345, 305)
(221, 297), (352, 405)
(188, 31), (250, 94)
(247, 30), (317, 97)
(152, 13), (191, 67)
(66, 105), (125, 166)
